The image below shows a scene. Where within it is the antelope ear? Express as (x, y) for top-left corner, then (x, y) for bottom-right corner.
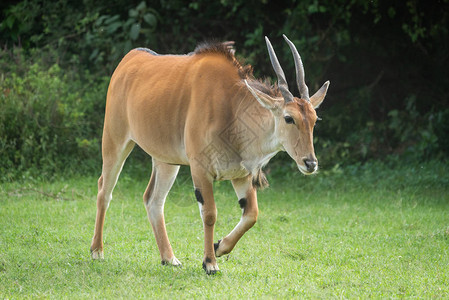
(244, 79), (279, 110)
(310, 81), (330, 109)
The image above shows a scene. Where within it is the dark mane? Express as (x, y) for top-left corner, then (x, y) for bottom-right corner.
(194, 41), (281, 97)
(194, 41), (253, 79)
(194, 41), (235, 61)
(246, 78), (282, 98)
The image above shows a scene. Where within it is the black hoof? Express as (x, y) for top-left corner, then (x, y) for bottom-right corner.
(206, 269), (218, 275)
(202, 260), (219, 275)
(214, 239), (222, 253)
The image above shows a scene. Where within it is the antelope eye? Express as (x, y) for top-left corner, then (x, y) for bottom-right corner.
(284, 116), (295, 124)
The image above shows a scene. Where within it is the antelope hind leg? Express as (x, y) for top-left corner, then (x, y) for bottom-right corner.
(144, 159), (181, 266)
(91, 139), (135, 259)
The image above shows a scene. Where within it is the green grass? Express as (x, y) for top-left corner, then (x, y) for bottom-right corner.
(0, 160), (448, 298)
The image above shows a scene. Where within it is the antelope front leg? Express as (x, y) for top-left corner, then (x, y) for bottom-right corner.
(215, 175), (258, 257)
(193, 175), (219, 274)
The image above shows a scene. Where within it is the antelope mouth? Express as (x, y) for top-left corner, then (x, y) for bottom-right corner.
(297, 163), (318, 175)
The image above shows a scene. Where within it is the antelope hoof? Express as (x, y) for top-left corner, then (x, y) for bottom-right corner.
(161, 257), (182, 267)
(214, 239), (225, 257)
(91, 248), (104, 260)
(202, 259), (220, 275)
(214, 239), (230, 257)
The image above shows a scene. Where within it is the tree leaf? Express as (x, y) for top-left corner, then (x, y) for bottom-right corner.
(143, 13), (157, 27)
(129, 23), (140, 40)
(136, 1), (146, 11)
(89, 48), (99, 61)
(129, 8), (138, 18)
(106, 22), (122, 34)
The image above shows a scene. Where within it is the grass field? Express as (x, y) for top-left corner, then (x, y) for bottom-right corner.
(1, 160), (448, 298)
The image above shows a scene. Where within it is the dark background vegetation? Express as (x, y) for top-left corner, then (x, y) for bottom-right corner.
(1, 0), (448, 181)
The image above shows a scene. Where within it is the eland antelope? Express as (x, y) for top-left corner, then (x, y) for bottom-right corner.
(90, 35), (330, 274)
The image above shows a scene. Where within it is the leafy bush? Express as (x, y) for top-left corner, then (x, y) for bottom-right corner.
(315, 92), (447, 168)
(0, 49), (107, 181)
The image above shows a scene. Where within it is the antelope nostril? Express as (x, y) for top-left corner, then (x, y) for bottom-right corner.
(303, 158), (317, 171)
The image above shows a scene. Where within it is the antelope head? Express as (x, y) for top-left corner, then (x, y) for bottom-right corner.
(246, 35), (330, 175)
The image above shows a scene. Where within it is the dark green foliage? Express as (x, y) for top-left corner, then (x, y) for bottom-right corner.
(0, 0), (448, 181)
(0, 49), (107, 181)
